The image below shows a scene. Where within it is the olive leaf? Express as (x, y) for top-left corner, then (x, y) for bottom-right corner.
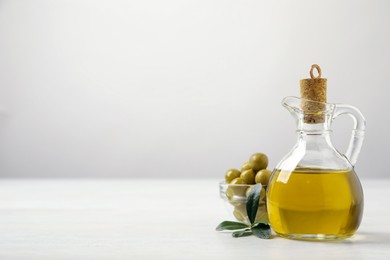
(232, 229), (252, 238)
(246, 183), (262, 224)
(251, 223), (271, 239)
(216, 221), (249, 231)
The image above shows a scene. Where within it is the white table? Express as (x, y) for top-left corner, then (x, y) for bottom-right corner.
(0, 179), (389, 259)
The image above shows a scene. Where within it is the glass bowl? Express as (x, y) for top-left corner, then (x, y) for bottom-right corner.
(219, 181), (268, 225)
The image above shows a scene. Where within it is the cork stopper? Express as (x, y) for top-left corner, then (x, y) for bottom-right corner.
(300, 64), (327, 123)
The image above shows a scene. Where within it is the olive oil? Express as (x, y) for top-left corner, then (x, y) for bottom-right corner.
(267, 168), (363, 240)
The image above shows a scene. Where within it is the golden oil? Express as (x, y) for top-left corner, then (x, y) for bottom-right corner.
(267, 167), (363, 240)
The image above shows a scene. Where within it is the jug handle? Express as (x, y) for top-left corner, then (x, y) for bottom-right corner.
(332, 104), (366, 166)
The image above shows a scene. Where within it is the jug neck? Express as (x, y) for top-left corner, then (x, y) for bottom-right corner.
(294, 114), (338, 157)
(297, 120), (332, 134)
(295, 113), (332, 135)
(296, 122), (333, 145)
(296, 125), (333, 146)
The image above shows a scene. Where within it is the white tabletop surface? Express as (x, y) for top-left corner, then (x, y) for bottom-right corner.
(0, 179), (389, 260)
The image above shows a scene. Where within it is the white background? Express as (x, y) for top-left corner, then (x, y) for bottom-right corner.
(0, 0), (389, 178)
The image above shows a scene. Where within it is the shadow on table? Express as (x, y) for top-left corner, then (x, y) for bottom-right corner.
(335, 232), (390, 245)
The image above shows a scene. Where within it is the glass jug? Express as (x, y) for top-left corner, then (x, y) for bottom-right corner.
(267, 96), (366, 240)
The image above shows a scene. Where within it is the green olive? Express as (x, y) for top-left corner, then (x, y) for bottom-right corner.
(258, 199), (266, 207)
(259, 187), (266, 201)
(226, 178), (247, 198)
(241, 162), (252, 172)
(240, 169), (255, 184)
(226, 186), (234, 200)
(234, 203), (246, 213)
(248, 153), (268, 172)
(233, 209), (246, 222)
(255, 169), (272, 185)
(234, 203), (247, 220)
(225, 169), (241, 183)
(255, 204), (269, 223)
(230, 177), (247, 185)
